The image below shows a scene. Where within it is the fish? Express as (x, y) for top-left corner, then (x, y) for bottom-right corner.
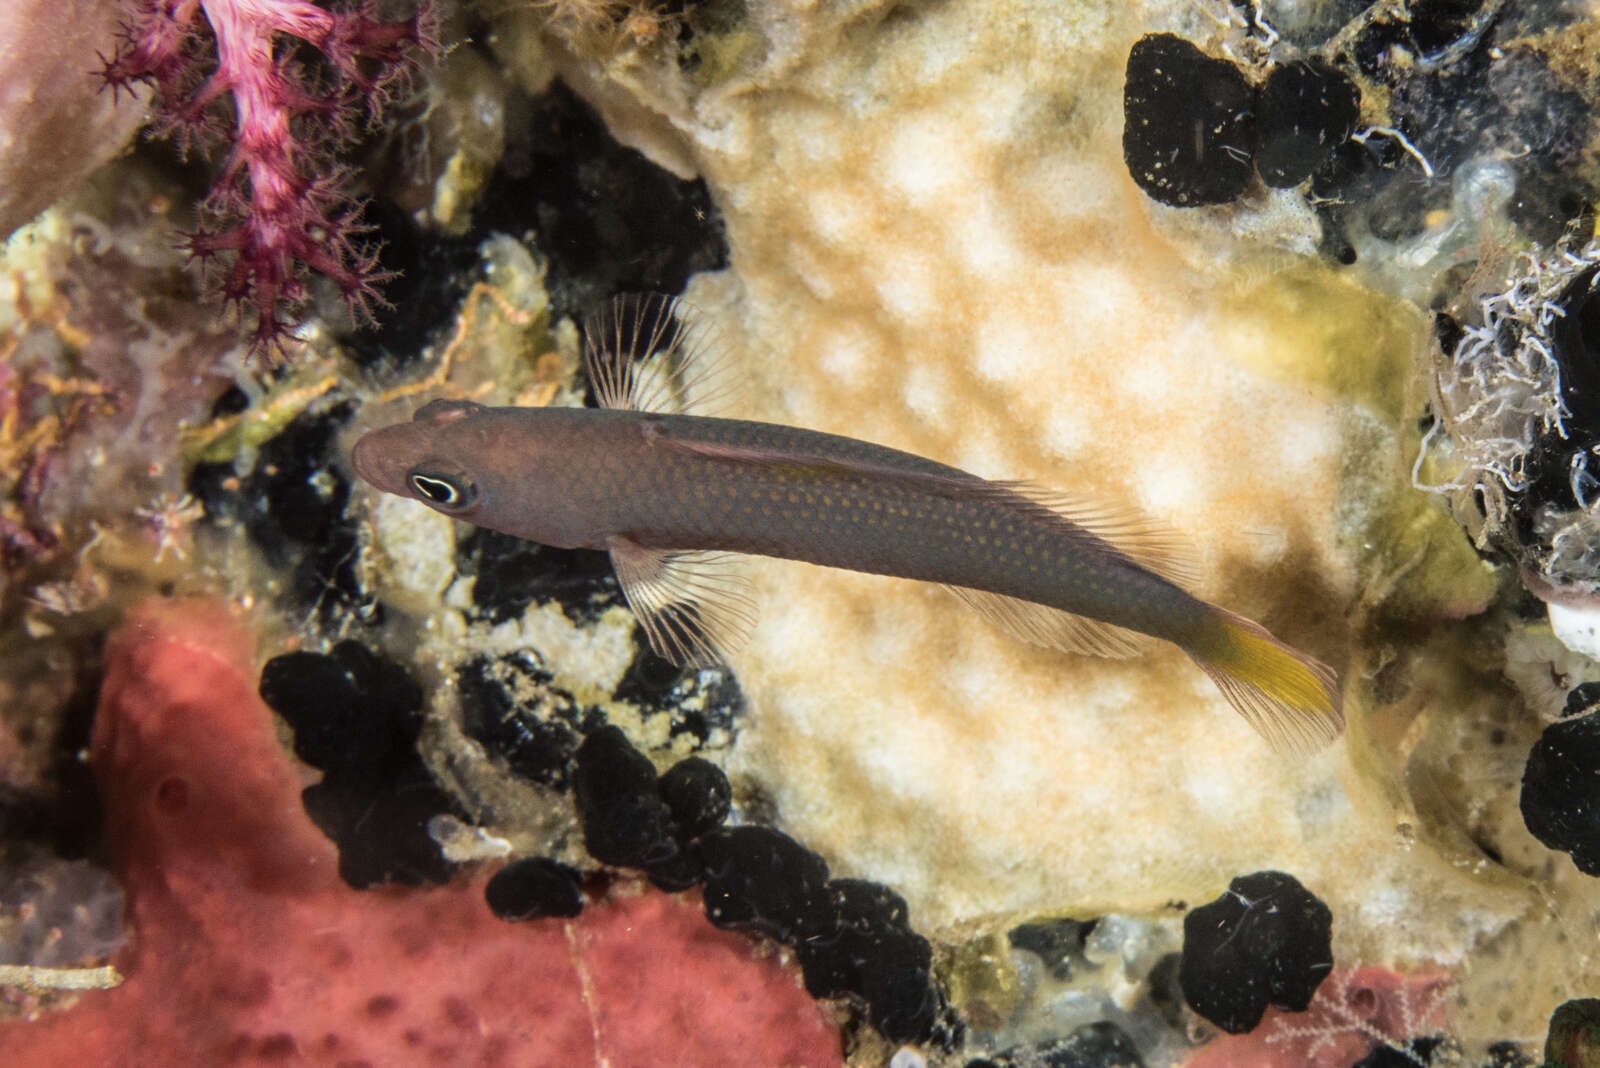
(352, 293), (1343, 755)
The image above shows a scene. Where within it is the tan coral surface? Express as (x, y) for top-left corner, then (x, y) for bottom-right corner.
(525, 0), (1582, 1049)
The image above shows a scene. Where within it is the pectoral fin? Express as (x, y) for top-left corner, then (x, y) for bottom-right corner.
(607, 535), (757, 666)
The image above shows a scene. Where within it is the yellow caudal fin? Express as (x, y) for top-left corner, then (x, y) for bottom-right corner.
(1186, 608), (1343, 757)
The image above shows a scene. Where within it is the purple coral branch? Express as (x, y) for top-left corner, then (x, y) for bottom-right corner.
(102, 0), (433, 354)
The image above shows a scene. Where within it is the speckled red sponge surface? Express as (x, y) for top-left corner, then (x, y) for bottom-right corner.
(0, 599), (843, 1067)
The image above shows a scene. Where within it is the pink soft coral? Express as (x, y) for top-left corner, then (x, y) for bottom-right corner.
(102, 0), (433, 352)
(1184, 965), (1452, 1068)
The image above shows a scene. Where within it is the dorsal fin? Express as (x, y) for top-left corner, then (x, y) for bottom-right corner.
(992, 480), (1200, 589)
(941, 480), (1199, 658)
(582, 293), (741, 416)
(648, 428), (1200, 588)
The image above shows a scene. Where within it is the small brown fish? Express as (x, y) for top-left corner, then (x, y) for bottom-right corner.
(353, 295), (1342, 754)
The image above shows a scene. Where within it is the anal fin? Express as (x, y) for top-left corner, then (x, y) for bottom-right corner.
(607, 535), (757, 666)
(942, 585), (1153, 658)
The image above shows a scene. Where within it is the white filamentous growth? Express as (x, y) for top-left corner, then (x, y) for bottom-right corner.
(1416, 237), (1600, 588)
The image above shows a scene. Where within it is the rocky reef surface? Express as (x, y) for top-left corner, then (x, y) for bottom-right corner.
(1, 0), (1598, 1065)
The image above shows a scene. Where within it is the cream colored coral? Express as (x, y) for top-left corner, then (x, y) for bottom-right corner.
(535, 0), (1556, 1043)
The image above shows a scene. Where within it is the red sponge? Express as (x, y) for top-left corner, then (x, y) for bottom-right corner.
(2, 599), (842, 1068)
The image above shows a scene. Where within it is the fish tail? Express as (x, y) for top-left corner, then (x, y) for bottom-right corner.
(1185, 607), (1343, 757)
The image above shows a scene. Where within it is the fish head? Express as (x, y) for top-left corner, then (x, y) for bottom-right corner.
(351, 398), (498, 522)
(352, 399), (602, 548)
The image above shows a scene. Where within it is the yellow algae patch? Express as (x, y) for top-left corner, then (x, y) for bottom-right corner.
(1214, 267), (1425, 422)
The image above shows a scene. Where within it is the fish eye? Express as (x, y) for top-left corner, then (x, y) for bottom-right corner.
(407, 470), (479, 512)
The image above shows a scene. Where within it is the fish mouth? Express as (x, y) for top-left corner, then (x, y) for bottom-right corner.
(350, 428), (410, 496)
